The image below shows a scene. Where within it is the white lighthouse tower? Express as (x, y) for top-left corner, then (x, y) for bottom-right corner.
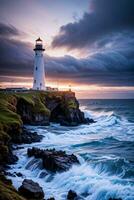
(33, 37), (46, 90)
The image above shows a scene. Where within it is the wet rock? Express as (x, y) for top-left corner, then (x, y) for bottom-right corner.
(60, 120), (78, 126)
(84, 118), (96, 124)
(18, 179), (44, 200)
(48, 91), (95, 126)
(2, 143), (18, 165)
(47, 198), (55, 200)
(7, 151), (18, 165)
(67, 190), (78, 200)
(13, 128), (43, 144)
(59, 108), (88, 126)
(27, 147), (79, 172)
(4, 171), (16, 177)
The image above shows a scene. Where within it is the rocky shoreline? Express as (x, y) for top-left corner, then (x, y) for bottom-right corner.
(27, 147), (79, 172)
(0, 126), (83, 200)
(0, 91), (93, 166)
(0, 91), (123, 200)
(0, 91), (95, 200)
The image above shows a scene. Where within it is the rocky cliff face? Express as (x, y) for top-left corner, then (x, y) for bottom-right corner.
(16, 91), (90, 126)
(0, 91), (93, 166)
(0, 91), (94, 200)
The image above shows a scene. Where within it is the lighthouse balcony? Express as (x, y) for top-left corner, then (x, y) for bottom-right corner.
(34, 44), (45, 51)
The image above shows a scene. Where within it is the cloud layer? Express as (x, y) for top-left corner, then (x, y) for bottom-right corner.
(0, 0), (134, 90)
(52, 0), (134, 49)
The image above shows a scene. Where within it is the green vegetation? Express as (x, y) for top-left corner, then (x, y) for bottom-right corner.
(15, 93), (35, 105)
(0, 93), (22, 130)
(66, 99), (78, 109)
(0, 90), (76, 152)
(15, 91), (50, 116)
(0, 176), (26, 200)
(0, 90), (77, 200)
(0, 93), (22, 164)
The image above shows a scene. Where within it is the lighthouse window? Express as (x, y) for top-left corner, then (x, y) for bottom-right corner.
(40, 83), (42, 86)
(36, 66), (38, 70)
(34, 79), (36, 83)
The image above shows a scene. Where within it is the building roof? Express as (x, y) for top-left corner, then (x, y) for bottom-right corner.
(36, 37), (42, 42)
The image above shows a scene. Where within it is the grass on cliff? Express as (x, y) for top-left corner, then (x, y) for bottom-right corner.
(0, 176), (26, 200)
(15, 91), (50, 116)
(0, 93), (22, 132)
(0, 91), (66, 129)
(66, 99), (77, 109)
(0, 90), (76, 129)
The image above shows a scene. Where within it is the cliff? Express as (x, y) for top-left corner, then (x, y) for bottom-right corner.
(0, 90), (92, 200)
(0, 90), (91, 165)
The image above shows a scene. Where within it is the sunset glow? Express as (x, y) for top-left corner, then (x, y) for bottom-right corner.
(0, 0), (134, 98)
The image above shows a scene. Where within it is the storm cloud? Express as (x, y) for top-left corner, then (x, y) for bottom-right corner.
(0, 23), (21, 37)
(52, 0), (134, 49)
(0, 23), (33, 76)
(0, 21), (134, 88)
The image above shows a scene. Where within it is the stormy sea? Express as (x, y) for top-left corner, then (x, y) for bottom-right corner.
(7, 99), (134, 200)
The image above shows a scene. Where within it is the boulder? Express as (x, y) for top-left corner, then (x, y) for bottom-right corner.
(7, 149), (18, 165)
(67, 190), (78, 200)
(18, 179), (44, 200)
(27, 148), (79, 172)
(13, 128), (43, 144)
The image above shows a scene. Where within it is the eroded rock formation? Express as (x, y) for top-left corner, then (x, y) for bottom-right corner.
(27, 147), (79, 172)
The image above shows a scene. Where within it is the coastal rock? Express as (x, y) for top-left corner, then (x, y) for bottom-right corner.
(18, 179), (44, 200)
(0, 91), (94, 200)
(7, 151), (18, 165)
(67, 190), (78, 200)
(0, 175), (26, 200)
(49, 92), (95, 126)
(12, 128), (43, 144)
(16, 97), (50, 126)
(27, 147), (79, 172)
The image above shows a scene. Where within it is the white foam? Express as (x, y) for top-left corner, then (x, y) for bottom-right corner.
(6, 106), (134, 200)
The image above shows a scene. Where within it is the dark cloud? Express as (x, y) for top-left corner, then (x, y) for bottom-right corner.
(52, 0), (134, 49)
(0, 23), (21, 37)
(0, 23), (134, 88)
(45, 44), (134, 86)
(0, 26), (33, 76)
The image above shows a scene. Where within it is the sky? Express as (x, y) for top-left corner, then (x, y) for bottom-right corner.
(0, 0), (134, 98)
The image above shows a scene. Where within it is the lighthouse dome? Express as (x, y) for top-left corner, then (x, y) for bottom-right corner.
(34, 37), (45, 51)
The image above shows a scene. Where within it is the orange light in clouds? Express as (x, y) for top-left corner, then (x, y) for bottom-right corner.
(1, 75), (134, 99)
(1, 78), (134, 91)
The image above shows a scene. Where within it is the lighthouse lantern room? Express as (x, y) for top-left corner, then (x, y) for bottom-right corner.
(33, 37), (46, 90)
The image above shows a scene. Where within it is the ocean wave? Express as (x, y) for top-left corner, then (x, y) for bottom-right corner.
(7, 158), (134, 200)
(7, 100), (134, 200)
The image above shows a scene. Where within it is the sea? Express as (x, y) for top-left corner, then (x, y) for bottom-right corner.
(7, 99), (134, 200)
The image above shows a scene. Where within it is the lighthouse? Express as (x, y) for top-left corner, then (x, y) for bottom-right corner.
(33, 37), (46, 90)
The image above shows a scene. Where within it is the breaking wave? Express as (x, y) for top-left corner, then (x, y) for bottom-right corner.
(7, 99), (134, 200)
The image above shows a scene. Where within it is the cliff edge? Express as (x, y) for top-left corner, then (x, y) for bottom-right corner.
(0, 91), (92, 165)
(0, 90), (93, 200)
